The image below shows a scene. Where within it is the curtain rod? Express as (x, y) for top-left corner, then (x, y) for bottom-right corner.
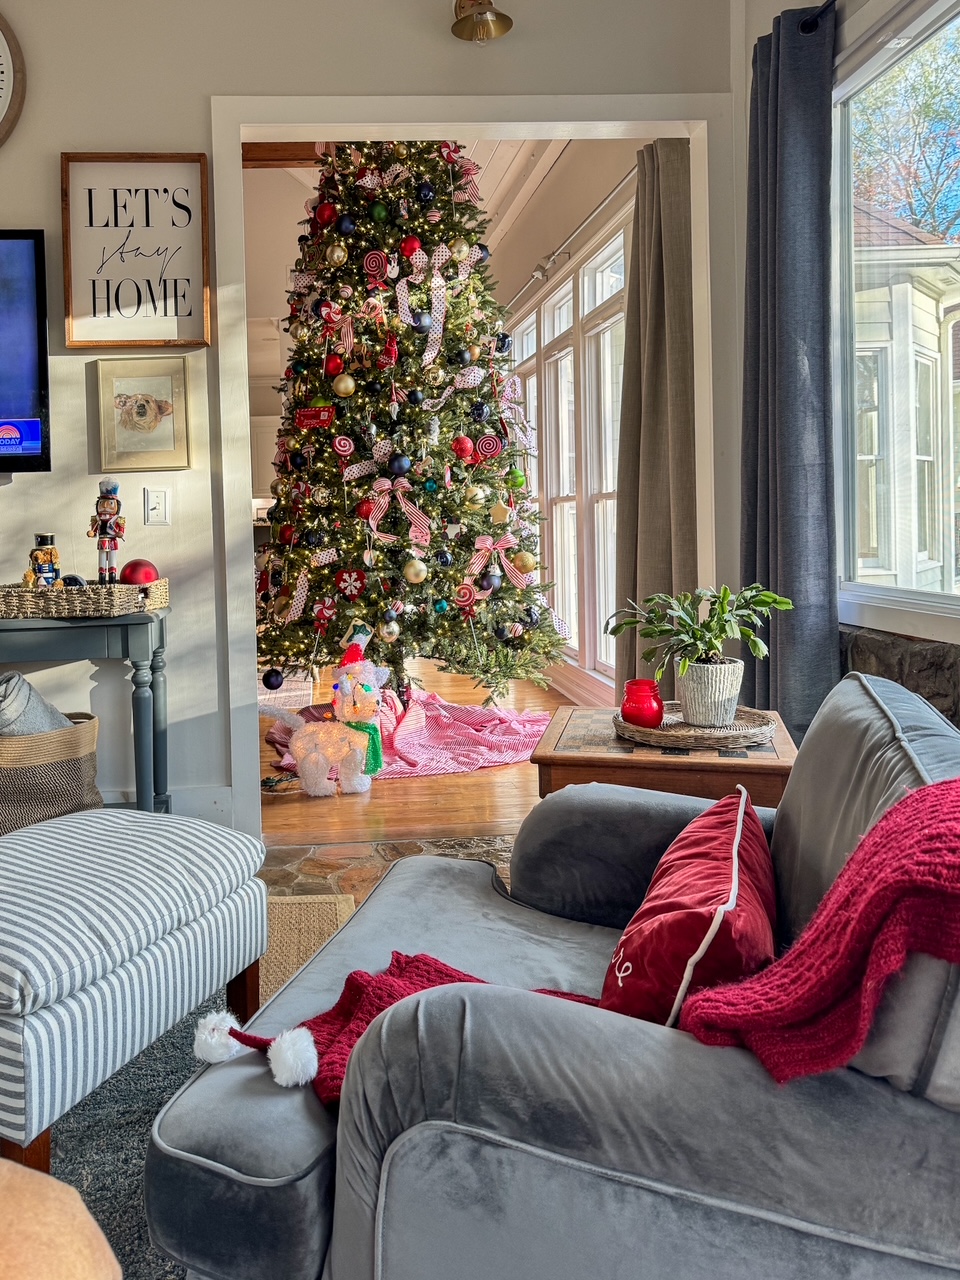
(799, 0), (837, 34)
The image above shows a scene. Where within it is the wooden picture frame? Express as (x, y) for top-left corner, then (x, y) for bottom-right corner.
(97, 357), (189, 471)
(62, 152), (210, 348)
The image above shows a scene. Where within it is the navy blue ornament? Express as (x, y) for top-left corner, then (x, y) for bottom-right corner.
(262, 669), (284, 691)
(417, 182), (436, 204)
(496, 332), (513, 354)
(290, 451), (308, 470)
(61, 573), (87, 587)
(259, 591), (271, 605)
(524, 606), (541, 628)
(494, 624), (510, 641)
(411, 311), (433, 334)
(270, 568), (283, 587)
(383, 608), (398, 623)
(455, 349), (473, 367)
(302, 530), (319, 547)
(388, 453), (412, 476)
(407, 389), (425, 405)
(477, 243), (490, 262)
(335, 214), (356, 235)
(435, 548), (453, 567)
(470, 401), (490, 423)
(368, 380), (383, 395)
(478, 571), (501, 592)
(265, 504), (278, 520)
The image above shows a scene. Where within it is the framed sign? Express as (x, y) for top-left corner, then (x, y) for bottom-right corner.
(62, 152), (209, 348)
(97, 357), (189, 471)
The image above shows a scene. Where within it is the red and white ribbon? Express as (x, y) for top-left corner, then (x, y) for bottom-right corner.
(357, 163), (408, 194)
(287, 570), (311, 623)
(311, 548), (339, 567)
(395, 243), (482, 366)
(343, 458), (378, 482)
(422, 363), (485, 412)
(318, 300), (355, 355)
(498, 374), (536, 451)
(368, 477), (432, 548)
(466, 534), (530, 591)
(440, 141), (482, 204)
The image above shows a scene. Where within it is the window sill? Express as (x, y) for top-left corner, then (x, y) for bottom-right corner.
(839, 581), (960, 645)
(546, 660), (616, 707)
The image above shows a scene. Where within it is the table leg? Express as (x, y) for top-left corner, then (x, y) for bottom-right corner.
(130, 658), (154, 812)
(151, 643), (169, 810)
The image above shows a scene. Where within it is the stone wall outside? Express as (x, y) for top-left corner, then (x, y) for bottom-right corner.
(840, 625), (960, 727)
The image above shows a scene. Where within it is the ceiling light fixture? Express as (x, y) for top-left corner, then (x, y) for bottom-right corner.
(451, 0), (513, 44)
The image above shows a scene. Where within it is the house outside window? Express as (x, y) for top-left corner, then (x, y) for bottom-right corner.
(510, 222), (628, 687)
(837, 7), (960, 621)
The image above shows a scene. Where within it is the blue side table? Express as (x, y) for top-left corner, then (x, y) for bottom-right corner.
(0, 608), (171, 812)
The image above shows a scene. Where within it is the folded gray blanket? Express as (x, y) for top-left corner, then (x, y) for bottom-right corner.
(0, 672), (73, 736)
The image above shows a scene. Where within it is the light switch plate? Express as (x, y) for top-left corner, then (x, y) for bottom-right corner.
(143, 487), (171, 526)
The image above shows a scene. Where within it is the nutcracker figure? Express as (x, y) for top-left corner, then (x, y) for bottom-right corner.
(87, 477), (126, 585)
(23, 534), (63, 589)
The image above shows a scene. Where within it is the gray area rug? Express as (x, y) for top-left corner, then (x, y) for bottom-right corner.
(51, 996), (222, 1280)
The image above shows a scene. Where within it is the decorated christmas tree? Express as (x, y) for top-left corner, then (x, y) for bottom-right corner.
(256, 140), (567, 700)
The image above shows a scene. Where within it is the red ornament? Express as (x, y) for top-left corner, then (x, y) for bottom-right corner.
(324, 353), (344, 377)
(356, 497), (376, 520)
(400, 235), (422, 258)
(284, 367), (294, 379)
(451, 435), (474, 460)
(620, 679), (664, 729)
(335, 569), (367, 599)
(279, 524), (296, 545)
(118, 559), (160, 585)
(314, 202), (337, 228)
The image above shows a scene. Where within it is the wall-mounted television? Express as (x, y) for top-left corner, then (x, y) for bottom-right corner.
(0, 230), (50, 472)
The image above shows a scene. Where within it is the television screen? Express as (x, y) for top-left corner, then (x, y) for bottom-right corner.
(0, 231), (50, 472)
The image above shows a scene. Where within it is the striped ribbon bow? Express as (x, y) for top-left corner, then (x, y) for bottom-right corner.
(368, 477), (432, 547)
(422, 363), (485, 412)
(440, 141), (482, 204)
(498, 374), (536, 452)
(467, 534), (530, 592)
(357, 163), (409, 193)
(318, 300), (355, 355)
(396, 243), (484, 366)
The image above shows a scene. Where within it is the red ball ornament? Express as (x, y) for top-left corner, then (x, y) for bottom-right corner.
(400, 235), (422, 258)
(324, 353), (345, 377)
(356, 497), (377, 520)
(314, 202), (337, 228)
(451, 435), (474, 460)
(279, 524), (296, 545)
(118, 559), (160, 585)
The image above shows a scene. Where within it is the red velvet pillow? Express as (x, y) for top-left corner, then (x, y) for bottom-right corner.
(599, 786), (776, 1025)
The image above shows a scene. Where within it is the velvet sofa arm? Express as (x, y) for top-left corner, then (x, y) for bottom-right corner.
(324, 984), (960, 1280)
(509, 783), (777, 929)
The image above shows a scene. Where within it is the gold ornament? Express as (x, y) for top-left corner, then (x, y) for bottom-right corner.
(467, 343), (482, 361)
(269, 477), (285, 498)
(450, 237), (471, 262)
(512, 551), (537, 574)
(403, 558), (428, 584)
(425, 365), (445, 386)
(379, 620), (401, 642)
(326, 243), (349, 267)
(464, 485), (489, 511)
(332, 373), (356, 397)
(490, 499), (511, 525)
(394, 142), (409, 160)
(313, 485), (333, 505)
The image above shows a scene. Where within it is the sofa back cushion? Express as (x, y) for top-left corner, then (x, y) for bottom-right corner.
(772, 672), (960, 1106)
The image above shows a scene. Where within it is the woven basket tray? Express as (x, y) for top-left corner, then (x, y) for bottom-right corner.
(0, 578), (169, 620)
(613, 702), (778, 750)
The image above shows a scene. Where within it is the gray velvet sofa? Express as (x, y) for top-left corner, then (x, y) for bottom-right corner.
(146, 672), (960, 1279)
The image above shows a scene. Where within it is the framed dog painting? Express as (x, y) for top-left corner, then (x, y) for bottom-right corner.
(97, 357), (189, 471)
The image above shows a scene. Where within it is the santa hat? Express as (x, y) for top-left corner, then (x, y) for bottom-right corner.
(339, 643), (366, 668)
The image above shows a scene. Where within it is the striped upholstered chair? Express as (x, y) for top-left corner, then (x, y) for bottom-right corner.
(0, 808), (266, 1171)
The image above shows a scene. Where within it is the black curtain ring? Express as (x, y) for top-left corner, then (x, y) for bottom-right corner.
(798, 0), (836, 35)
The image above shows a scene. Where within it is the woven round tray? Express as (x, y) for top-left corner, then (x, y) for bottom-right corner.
(613, 702), (777, 750)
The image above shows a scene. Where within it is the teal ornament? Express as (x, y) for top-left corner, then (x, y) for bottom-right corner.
(424, 478), (438, 493)
(434, 600), (450, 614)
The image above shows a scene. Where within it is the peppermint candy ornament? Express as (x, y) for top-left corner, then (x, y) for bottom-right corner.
(474, 433), (504, 461)
(454, 583), (478, 610)
(333, 436), (355, 457)
(364, 250), (389, 283)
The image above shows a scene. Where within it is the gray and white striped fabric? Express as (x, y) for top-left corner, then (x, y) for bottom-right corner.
(0, 878), (267, 1144)
(0, 809), (265, 1015)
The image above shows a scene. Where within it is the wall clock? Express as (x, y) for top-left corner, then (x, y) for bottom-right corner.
(0, 11), (25, 149)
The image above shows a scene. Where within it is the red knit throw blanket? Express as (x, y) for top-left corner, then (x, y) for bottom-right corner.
(231, 951), (596, 1105)
(680, 778), (960, 1082)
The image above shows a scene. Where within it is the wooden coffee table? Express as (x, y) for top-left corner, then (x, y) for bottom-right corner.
(531, 706), (797, 807)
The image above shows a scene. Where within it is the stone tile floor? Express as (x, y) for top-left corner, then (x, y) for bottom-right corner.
(257, 835), (514, 904)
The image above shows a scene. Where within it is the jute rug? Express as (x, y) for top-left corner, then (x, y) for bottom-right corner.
(50, 892), (356, 1280)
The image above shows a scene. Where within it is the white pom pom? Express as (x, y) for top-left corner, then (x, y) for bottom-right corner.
(267, 1026), (319, 1087)
(194, 1010), (243, 1063)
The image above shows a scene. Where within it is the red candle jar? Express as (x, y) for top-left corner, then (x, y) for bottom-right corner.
(620, 679), (664, 729)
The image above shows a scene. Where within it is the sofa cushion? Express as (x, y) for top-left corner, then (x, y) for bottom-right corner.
(146, 856), (621, 1280)
(772, 672), (960, 1107)
(0, 809), (264, 1016)
(599, 787), (775, 1024)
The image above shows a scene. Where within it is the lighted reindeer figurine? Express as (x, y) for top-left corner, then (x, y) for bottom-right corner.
(272, 643), (390, 797)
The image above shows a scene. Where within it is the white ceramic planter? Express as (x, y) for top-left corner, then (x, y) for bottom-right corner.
(675, 657), (744, 727)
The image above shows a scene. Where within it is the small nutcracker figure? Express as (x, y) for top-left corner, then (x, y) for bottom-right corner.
(87, 477), (126, 585)
(23, 534), (63, 589)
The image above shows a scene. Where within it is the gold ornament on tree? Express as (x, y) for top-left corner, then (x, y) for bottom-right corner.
(326, 243), (349, 267)
(403, 558), (428, 584)
(464, 485), (488, 511)
(450, 237), (471, 262)
(332, 373), (357, 397)
(512, 551), (537, 574)
(425, 365), (445, 386)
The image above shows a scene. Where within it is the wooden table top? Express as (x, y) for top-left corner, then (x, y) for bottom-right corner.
(532, 705), (798, 774)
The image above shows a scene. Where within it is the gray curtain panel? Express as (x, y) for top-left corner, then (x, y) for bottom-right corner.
(740, 6), (840, 740)
(614, 139), (698, 699)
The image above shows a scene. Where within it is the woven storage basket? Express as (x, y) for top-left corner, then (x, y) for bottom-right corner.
(0, 713), (103, 836)
(0, 578), (169, 619)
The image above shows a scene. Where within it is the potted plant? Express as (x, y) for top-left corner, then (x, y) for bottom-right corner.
(605, 584), (793, 728)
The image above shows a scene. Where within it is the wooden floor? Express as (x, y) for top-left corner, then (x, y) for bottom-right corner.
(259, 659), (571, 847)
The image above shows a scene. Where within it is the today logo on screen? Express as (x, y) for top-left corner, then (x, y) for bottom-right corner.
(0, 420), (41, 454)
